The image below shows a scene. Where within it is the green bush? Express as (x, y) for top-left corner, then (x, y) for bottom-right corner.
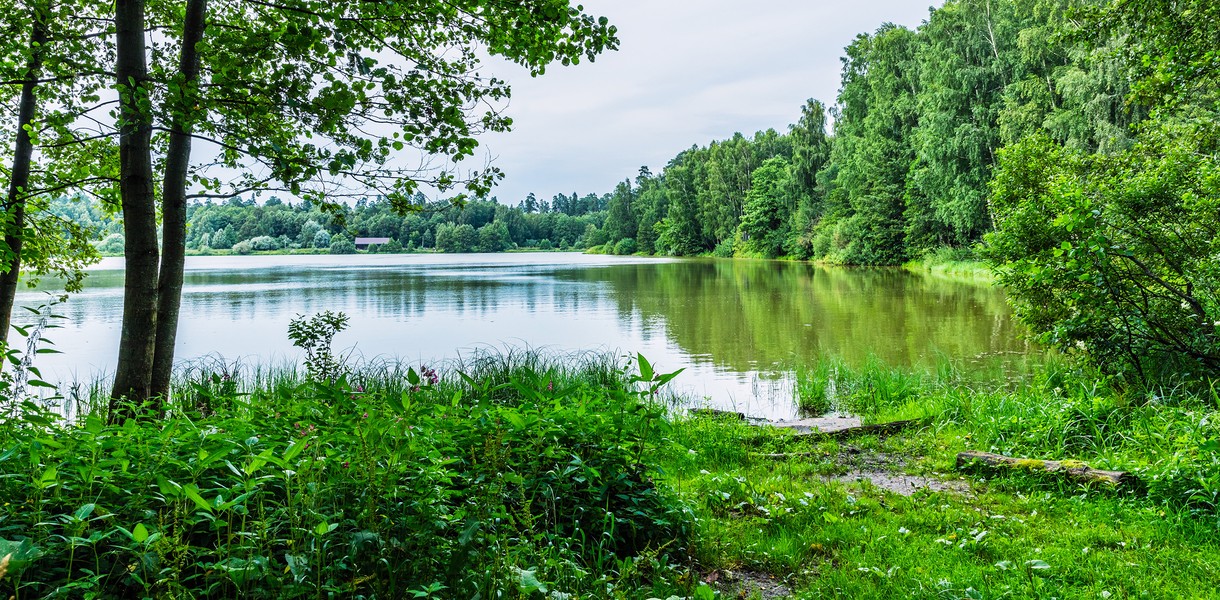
(96, 233), (125, 255)
(0, 355), (692, 598)
(329, 234), (357, 255)
(381, 238), (404, 253)
(985, 124), (1220, 390)
(612, 238), (637, 256)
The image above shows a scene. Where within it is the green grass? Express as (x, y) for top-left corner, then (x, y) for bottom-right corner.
(3, 350), (1219, 598)
(665, 408), (1220, 598)
(0, 353), (698, 599)
(903, 247), (995, 281)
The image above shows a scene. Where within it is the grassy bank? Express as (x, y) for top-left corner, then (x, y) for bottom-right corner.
(3, 352), (1219, 598)
(901, 247), (993, 281)
(0, 354), (695, 599)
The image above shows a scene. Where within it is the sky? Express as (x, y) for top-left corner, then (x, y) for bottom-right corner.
(475, 0), (938, 206)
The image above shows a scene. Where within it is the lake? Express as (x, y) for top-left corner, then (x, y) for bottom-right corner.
(16, 253), (1036, 419)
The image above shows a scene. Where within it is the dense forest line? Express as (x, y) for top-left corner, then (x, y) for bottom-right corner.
(590, 0), (1142, 264)
(62, 0), (1139, 263)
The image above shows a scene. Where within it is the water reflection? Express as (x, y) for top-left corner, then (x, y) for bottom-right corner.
(19, 253), (1034, 419)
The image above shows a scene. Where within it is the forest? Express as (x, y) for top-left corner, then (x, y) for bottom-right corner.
(67, 0), (1177, 268)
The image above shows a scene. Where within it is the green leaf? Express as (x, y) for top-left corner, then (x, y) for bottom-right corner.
(37, 466), (58, 488)
(132, 523), (149, 543)
(515, 567), (548, 594)
(182, 484), (214, 513)
(73, 503), (96, 521)
(637, 353), (653, 381)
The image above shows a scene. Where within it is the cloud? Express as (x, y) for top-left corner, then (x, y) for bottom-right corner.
(476, 0), (936, 204)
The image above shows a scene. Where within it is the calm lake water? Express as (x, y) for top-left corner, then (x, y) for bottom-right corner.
(17, 253), (1036, 419)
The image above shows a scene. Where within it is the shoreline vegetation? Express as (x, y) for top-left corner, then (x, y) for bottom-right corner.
(87, 246), (997, 286)
(3, 348), (1218, 598)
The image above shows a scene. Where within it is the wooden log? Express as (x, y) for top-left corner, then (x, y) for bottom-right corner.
(956, 450), (1141, 489)
(792, 419), (921, 440)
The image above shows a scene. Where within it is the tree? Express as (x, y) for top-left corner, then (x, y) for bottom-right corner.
(984, 1), (1220, 389)
(786, 99), (831, 258)
(328, 233), (356, 255)
(737, 157), (792, 258)
(821, 25), (921, 265)
(603, 179), (637, 243)
(0, 0), (113, 343)
(476, 221), (512, 252)
(102, 0), (618, 409)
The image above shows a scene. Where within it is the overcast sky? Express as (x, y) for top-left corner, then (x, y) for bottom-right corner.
(474, 0), (939, 205)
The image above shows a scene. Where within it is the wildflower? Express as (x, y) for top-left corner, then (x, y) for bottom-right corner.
(547, 380), (554, 392)
(420, 365), (439, 385)
(342, 461), (350, 469)
(362, 412), (369, 419)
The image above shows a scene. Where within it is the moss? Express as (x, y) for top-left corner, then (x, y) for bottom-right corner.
(1014, 458), (1046, 469)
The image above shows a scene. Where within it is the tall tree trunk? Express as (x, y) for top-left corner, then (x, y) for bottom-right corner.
(0, 2), (49, 345)
(110, 0), (159, 416)
(150, 0), (208, 404)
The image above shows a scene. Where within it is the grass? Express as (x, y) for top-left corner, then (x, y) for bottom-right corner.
(2, 347), (1219, 598)
(662, 415), (1220, 598)
(664, 356), (1220, 598)
(902, 247), (994, 281)
(0, 352), (698, 599)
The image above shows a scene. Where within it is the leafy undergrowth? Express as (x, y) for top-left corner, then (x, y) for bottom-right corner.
(0, 355), (698, 599)
(3, 350), (1220, 599)
(663, 415), (1220, 599)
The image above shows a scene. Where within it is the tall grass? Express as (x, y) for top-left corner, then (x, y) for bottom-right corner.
(0, 351), (701, 599)
(790, 352), (1220, 516)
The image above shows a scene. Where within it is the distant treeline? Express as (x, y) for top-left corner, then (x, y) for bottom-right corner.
(589, 0), (1140, 264)
(59, 192), (615, 255)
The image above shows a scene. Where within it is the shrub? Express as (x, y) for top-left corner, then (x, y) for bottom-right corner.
(248, 235), (280, 251)
(329, 234), (357, 255)
(312, 229), (332, 248)
(96, 233), (124, 255)
(711, 238), (734, 258)
(612, 237), (637, 256)
(985, 125), (1220, 390)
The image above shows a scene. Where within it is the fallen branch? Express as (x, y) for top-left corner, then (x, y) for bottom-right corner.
(955, 451), (1141, 489)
